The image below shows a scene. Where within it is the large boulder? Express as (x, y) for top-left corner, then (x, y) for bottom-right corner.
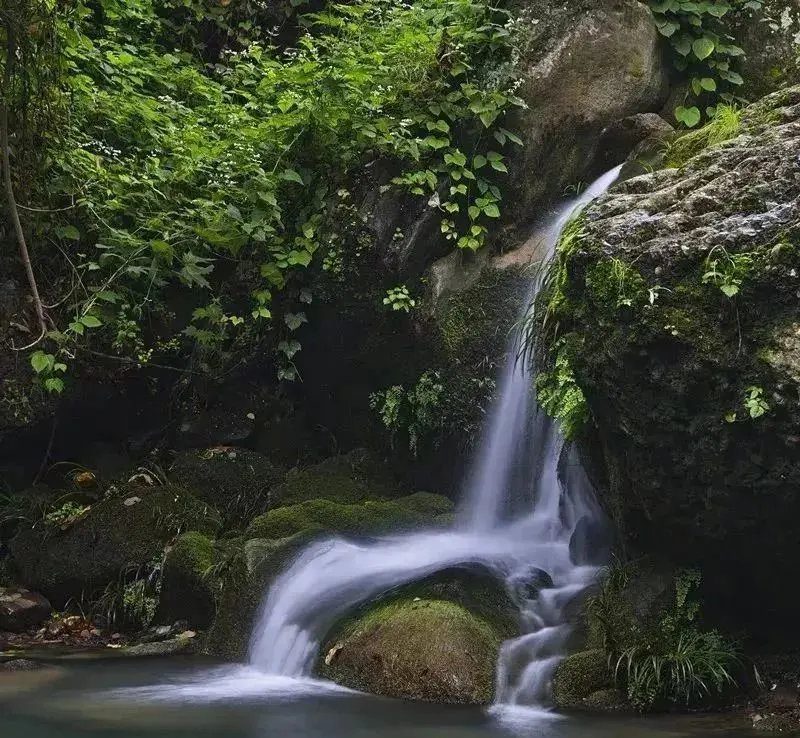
(318, 598), (504, 704)
(503, 0), (669, 227)
(169, 448), (285, 528)
(0, 586), (51, 632)
(9, 486), (221, 605)
(269, 448), (402, 507)
(535, 86), (800, 628)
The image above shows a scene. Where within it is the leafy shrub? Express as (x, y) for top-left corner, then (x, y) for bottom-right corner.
(615, 630), (739, 711)
(13, 0), (524, 388)
(665, 104), (742, 166)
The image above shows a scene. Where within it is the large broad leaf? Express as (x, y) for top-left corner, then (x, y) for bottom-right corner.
(675, 106), (702, 128)
(692, 37), (716, 60)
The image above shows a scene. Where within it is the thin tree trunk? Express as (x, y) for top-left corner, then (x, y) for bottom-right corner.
(1, 20), (46, 335)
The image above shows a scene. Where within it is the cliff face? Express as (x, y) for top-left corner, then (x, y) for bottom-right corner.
(538, 86), (800, 627)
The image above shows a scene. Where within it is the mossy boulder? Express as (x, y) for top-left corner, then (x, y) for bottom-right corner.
(157, 532), (216, 629)
(8, 486), (221, 605)
(269, 448), (402, 507)
(552, 649), (614, 709)
(318, 598), (503, 704)
(169, 448), (285, 528)
(244, 493), (453, 540)
(204, 534), (314, 660)
(537, 86), (800, 627)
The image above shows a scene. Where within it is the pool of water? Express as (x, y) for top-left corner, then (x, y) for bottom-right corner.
(0, 658), (752, 738)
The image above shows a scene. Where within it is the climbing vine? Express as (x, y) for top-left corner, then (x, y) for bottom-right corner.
(648, 0), (763, 126)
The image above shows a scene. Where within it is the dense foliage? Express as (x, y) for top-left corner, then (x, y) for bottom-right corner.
(647, 0), (763, 126)
(4, 0), (522, 389)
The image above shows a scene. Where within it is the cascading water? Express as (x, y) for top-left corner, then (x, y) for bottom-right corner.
(248, 165), (623, 708)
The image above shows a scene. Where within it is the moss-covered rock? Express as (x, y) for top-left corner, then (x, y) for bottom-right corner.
(536, 86), (800, 627)
(8, 486), (220, 605)
(318, 598), (503, 704)
(157, 532), (216, 629)
(552, 649), (613, 709)
(269, 448), (402, 507)
(244, 493), (453, 540)
(169, 448), (285, 528)
(204, 534), (313, 660)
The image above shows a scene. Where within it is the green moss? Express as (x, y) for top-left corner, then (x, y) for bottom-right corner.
(271, 449), (401, 507)
(552, 650), (613, 708)
(245, 493), (453, 539)
(319, 598), (502, 703)
(664, 105), (742, 168)
(8, 486), (221, 605)
(157, 531), (216, 628)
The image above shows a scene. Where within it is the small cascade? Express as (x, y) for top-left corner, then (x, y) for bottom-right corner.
(248, 165), (623, 708)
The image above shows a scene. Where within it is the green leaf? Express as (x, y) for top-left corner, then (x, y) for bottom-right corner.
(692, 37), (716, 60)
(483, 204), (501, 218)
(700, 77), (717, 91)
(69, 321), (85, 335)
(80, 315), (102, 328)
(31, 351), (53, 374)
(284, 312), (308, 331)
(675, 106), (702, 128)
(57, 225), (80, 241)
(281, 169), (304, 185)
(473, 155), (487, 169)
(44, 377), (65, 394)
(720, 283), (739, 297)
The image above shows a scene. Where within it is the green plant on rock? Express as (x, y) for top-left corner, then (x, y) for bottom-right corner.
(94, 555), (164, 629)
(44, 501), (91, 528)
(665, 104), (742, 166)
(535, 338), (588, 440)
(702, 245), (753, 297)
(383, 285), (417, 313)
(648, 0), (762, 127)
(613, 569), (740, 711)
(370, 370), (444, 455)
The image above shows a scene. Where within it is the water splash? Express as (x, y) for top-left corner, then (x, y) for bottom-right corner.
(249, 166), (623, 707)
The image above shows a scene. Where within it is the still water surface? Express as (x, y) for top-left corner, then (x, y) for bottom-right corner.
(0, 658), (752, 738)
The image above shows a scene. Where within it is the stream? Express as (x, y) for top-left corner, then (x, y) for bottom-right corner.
(0, 658), (754, 738)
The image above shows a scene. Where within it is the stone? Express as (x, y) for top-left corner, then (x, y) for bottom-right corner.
(503, 0), (669, 228)
(244, 492), (453, 540)
(535, 85), (800, 625)
(592, 113), (674, 178)
(318, 599), (503, 704)
(0, 587), (51, 632)
(9, 486), (221, 605)
(552, 650), (613, 709)
(569, 515), (612, 566)
(156, 532), (216, 629)
(169, 448), (285, 527)
(0, 659), (42, 671)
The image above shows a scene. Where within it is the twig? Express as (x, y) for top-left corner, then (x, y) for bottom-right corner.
(81, 347), (205, 376)
(1, 19), (47, 336)
(9, 325), (46, 351)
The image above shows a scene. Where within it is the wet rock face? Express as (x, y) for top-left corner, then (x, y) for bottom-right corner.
(542, 86), (800, 627)
(0, 587), (51, 633)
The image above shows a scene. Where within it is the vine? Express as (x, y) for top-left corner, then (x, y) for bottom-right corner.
(648, 0), (763, 126)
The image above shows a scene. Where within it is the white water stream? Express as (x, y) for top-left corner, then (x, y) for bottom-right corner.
(248, 166), (623, 708)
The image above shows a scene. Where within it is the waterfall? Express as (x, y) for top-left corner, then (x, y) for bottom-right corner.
(248, 166), (623, 707)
